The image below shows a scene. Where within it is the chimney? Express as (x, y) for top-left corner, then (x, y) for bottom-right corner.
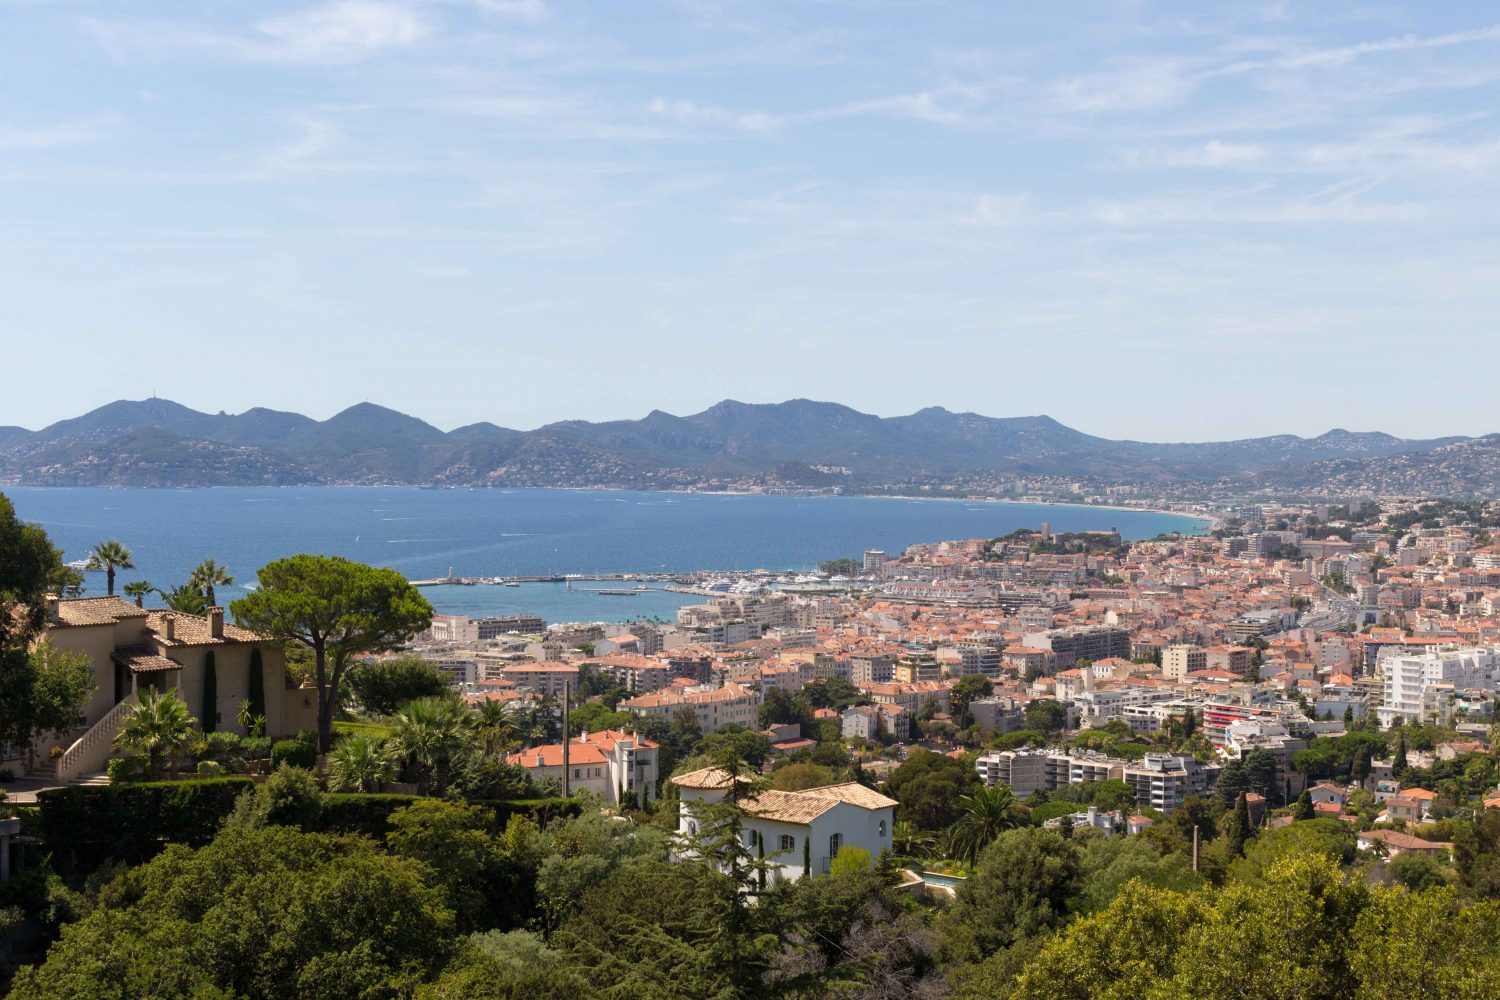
(162, 614), (175, 642)
(46, 593), (60, 624)
(207, 606), (224, 640)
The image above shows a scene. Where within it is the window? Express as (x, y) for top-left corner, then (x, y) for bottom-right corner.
(779, 835), (795, 852)
(878, 819), (887, 837)
(829, 833), (842, 857)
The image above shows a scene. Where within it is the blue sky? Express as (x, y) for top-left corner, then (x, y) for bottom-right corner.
(4, 1), (1499, 441)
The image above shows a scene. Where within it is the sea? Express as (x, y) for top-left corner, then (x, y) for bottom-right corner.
(4, 487), (1206, 625)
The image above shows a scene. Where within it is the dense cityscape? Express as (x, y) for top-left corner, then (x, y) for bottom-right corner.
(3, 490), (1500, 996)
(9, 0), (1500, 995)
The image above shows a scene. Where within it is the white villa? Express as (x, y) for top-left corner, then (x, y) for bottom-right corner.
(508, 728), (660, 805)
(671, 767), (898, 881)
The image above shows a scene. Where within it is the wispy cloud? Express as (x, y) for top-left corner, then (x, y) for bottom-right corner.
(0, 113), (120, 150)
(83, 1), (429, 65)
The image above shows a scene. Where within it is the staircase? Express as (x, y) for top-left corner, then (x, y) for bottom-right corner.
(54, 694), (137, 783)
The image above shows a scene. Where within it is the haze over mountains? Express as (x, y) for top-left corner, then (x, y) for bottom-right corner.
(0, 398), (1491, 494)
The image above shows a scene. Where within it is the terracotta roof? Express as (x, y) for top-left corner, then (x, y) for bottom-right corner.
(53, 597), (148, 627)
(508, 744), (609, 768)
(671, 766), (738, 789)
(110, 644), (182, 673)
(742, 789), (839, 825)
(1359, 829), (1451, 851)
(146, 610), (265, 647)
(799, 782), (898, 810)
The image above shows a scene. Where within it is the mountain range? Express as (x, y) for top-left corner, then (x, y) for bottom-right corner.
(0, 398), (1488, 495)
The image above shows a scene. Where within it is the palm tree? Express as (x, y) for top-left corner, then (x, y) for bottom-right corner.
(948, 784), (1023, 866)
(157, 582), (207, 615)
(326, 735), (395, 792)
(87, 540), (134, 597)
(476, 698), (517, 756)
(391, 697), (477, 796)
(122, 580), (153, 608)
(892, 819), (936, 859)
(114, 689), (197, 780)
(190, 558), (233, 606)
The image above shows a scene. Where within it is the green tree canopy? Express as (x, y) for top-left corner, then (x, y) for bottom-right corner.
(949, 827), (1083, 956)
(346, 655), (452, 717)
(884, 750), (980, 830)
(231, 555), (434, 751)
(7, 825), (457, 1000)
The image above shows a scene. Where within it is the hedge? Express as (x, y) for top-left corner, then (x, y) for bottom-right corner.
(270, 739), (317, 770)
(36, 778), (255, 872)
(319, 795), (584, 837)
(36, 781), (584, 870)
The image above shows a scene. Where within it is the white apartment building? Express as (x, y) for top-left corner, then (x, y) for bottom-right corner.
(1378, 646), (1500, 726)
(973, 748), (1213, 813)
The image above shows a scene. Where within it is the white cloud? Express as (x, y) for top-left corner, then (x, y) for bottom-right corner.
(0, 113), (120, 150)
(649, 98), (782, 131)
(1272, 23), (1500, 71)
(1050, 59), (1198, 113)
(1120, 139), (1267, 169)
(82, 2), (428, 65)
(253, 2), (428, 63)
(971, 193), (1030, 226)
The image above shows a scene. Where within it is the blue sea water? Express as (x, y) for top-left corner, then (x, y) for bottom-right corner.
(4, 487), (1205, 624)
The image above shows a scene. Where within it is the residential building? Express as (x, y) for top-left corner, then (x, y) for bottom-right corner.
(1377, 645), (1500, 726)
(1023, 626), (1131, 671)
(672, 767), (897, 881)
(29, 596), (311, 782)
(499, 661), (579, 697)
(508, 729), (659, 804)
(620, 681), (760, 733)
(477, 614), (546, 639)
(1162, 645), (1207, 680)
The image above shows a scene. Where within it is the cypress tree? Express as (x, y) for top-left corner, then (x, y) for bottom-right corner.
(1393, 732), (1408, 774)
(1294, 790), (1315, 821)
(248, 648), (266, 722)
(756, 832), (766, 891)
(202, 650), (217, 733)
(802, 836), (811, 878)
(1227, 792), (1251, 857)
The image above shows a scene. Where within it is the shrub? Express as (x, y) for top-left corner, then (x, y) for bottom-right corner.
(0, 768), (15, 783)
(192, 731), (243, 762)
(105, 756), (150, 784)
(241, 736), (272, 761)
(270, 739), (316, 770)
(196, 760), (226, 778)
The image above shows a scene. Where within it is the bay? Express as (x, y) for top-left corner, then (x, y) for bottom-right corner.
(4, 487), (1207, 624)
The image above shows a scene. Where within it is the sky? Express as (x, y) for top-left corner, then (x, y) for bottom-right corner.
(3, 1), (1500, 441)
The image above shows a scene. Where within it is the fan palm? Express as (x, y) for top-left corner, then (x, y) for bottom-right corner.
(476, 698), (517, 756)
(190, 558), (234, 606)
(948, 784), (1023, 866)
(114, 689), (197, 779)
(326, 735), (395, 792)
(87, 540), (134, 597)
(893, 819), (937, 859)
(391, 697), (477, 796)
(122, 580), (153, 608)
(157, 582), (208, 615)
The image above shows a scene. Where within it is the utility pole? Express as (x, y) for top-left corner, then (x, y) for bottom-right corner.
(558, 680), (567, 797)
(1192, 825), (1199, 873)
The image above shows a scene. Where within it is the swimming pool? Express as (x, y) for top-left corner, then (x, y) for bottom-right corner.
(919, 871), (967, 890)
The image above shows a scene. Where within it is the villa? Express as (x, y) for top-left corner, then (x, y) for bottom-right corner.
(10, 595), (315, 781)
(672, 767), (897, 881)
